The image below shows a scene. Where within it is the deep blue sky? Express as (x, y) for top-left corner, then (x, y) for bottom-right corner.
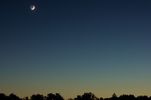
(1, 0), (151, 98)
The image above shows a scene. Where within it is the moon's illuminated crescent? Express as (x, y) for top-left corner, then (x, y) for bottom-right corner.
(30, 5), (36, 11)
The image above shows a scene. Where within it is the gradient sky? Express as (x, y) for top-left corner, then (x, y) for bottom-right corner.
(1, 0), (151, 98)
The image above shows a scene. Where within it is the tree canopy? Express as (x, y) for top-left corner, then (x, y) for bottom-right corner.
(0, 92), (151, 100)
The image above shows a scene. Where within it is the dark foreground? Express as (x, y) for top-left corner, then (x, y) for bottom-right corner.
(0, 92), (151, 100)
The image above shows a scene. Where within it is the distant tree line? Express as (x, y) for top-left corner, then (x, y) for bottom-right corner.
(1, 92), (151, 100)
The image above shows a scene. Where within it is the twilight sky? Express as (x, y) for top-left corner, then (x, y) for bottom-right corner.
(1, 0), (151, 98)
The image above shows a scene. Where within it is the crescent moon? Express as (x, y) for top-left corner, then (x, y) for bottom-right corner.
(30, 5), (36, 11)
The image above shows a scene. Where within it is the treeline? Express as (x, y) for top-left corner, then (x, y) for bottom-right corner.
(1, 92), (151, 100)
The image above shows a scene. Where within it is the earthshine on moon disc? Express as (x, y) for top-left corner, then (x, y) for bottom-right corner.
(30, 5), (36, 11)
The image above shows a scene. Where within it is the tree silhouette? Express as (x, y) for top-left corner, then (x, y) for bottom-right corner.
(119, 94), (135, 100)
(137, 96), (148, 100)
(46, 93), (64, 100)
(74, 92), (98, 100)
(99, 97), (104, 100)
(9, 93), (21, 100)
(1, 92), (151, 100)
(55, 93), (64, 100)
(111, 93), (118, 100)
(31, 94), (43, 100)
(47, 93), (56, 100)
(0, 93), (8, 100)
(74, 95), (82, 100)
